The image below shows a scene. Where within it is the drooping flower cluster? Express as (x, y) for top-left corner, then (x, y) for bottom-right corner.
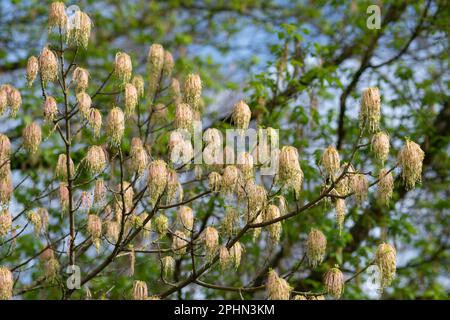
(124, 83), (138, 118)
(231, 100), (251, 130)
(127, 246), (135, 276)
(306, 228), (327, 268)
(0, 170), (12, 206)
(350, 173), (368, 204)
(221, 207), (239, 237)
(132, 75), (145, 98)
(264, 205), (282, 245)
(43, 96), (58, 122)
(26, 56), (39, 87)
(178, 206), (194, 233)
(7, 87), (22, 118)
(376, 243), (397, 288)
(72, 67), (89, 92)
(398, 139), (425, 190)
(87, 214), (102, 251)
(0, 266), (13, 300)
(237, 152), (254, 181)
(163, 50), (174, 77)
(85, 145), (107, 175)
(55, 154), (75, 180)
(172, 230), (188, 255)
(147, 44), (165, 99)
(219, 246), (231, 271)
(169, 131), (193, 166)
(0, 87), (8, 115)
(106, 220), (119, 243)
(59, 182), (69, 212)
(27, 210), (43, 235)
(335, 198), (346, 233)
(183, 73), (202, 112)
(246, 182), (267, 221)
(322, 145), (340, 178)
(203, 128), (223, 166)
(339, 163), (354, 193)
(154, 214), (169, 237)
(174, 103), (194, 131)
(106, 107), (125, 146)
(88, 108), (102, 138)
(266, 269), (291, 300)
(130, 138), (148, 177)
(278, 146), (303, 196)
(48, 2), (67, 31)
(208, 172), (222, 192)
(76, 92), (92, 118)
(23, 122), (42, 154)
(66, 10), (92, 48)
(0, 209), (12, 237)
(221, 165), (240, 195)
(360, 87), (381, 133)
(38, 208), (49, 233)
(372, 131), (390, 164)
(203, 226), (219, 261)
(323, 267), (344, 299)
(161, 256), (175, 278)
(94, 179), (106, 204)
(229, 242), (243, 269)
(132, 280), (148, 300)
(41, 248), (60, 280)
(148, 160), (168, 205)
(277, 196), (288, 215)
(0, 134), (11, 179)
(114, 52), (133, 85)
(166, 169), (182, 205)
(377, 168), (394, 206)
(114, 181), (134, 215)
(39, 46), (58, 85)
(171, 78), (182, 105)
(194, 165), (203, 180)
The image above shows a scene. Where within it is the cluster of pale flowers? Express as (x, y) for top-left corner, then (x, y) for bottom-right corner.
(0, 2), (425, 300)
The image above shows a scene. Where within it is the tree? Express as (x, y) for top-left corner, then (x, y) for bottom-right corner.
(0, 0), (448, 300)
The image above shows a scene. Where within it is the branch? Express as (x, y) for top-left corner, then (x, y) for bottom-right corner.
(369, 0), (432, 69)
(336, 2), (409, 149)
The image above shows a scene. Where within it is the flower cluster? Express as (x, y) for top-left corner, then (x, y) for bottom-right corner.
(376, 243), (397, 288)
(306, 228), (327, 268)
(1, 85), (22, 117)
(323, 267), (344, 299)
(398, 139), (425, 190)
(266, 269), (292, 300)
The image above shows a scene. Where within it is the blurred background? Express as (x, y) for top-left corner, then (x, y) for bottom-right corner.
(0, 0), (449, 299)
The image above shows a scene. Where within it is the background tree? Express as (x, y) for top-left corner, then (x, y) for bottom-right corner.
(0, 0), (448, 300)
